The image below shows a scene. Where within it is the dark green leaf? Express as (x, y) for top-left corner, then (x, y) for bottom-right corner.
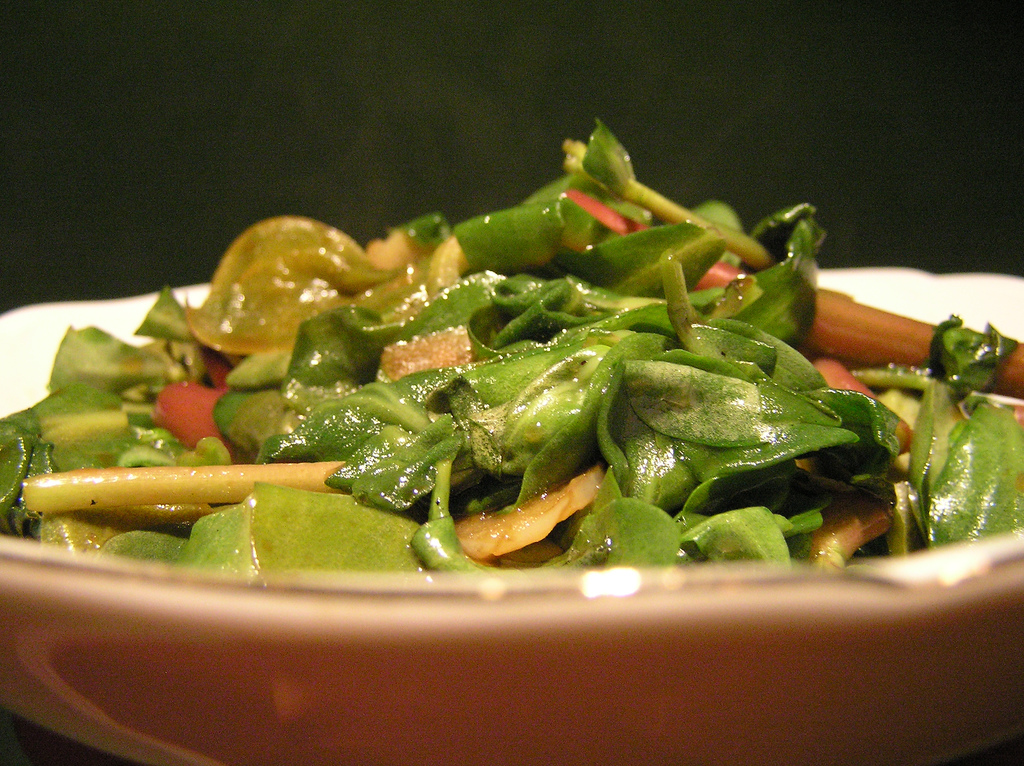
(523, 174), (650, 250)
(282, 305), (402, 410)
(260, 379), (437, 464)
(926, 401), (1024, 546)
(394, 211), (451, 248)
(806, 388), (902, 482)
(928, 316), (1018, 396)
(48, 327), (179, 396)
(580, 119), (635, 195)
(710, 204), (823, 345)
(559, 497), (681, 567)
(679, 506), (792, 564)
(553, 223), (724, 297)
(327, 415), (467, 513)
(908, 379), (961, 508)
(598, 351), (859, 516)
(134, 286), (191, 342)
(454, 198), (565, 273)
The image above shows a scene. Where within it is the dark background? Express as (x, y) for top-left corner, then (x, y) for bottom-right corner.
(2, 1), (1023, 318)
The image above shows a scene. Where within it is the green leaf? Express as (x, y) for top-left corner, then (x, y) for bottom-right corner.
(679, 506), (792, 564)
(928, 316), (1018, 396)
(101, 529), (189, 562)
(559, 497), (681, 567)
(710, 204), (823, 345)
(624, 358), (842, 449)
(327, 415), (467, 513)
(553, 223), (725, 297)
(134, 286), (191, 342)
(411, 458), (488, 571)
(926, 401), (1024, 546)
(224, 350), (291, 390)
(1, 410), (47, 533)
(483, 276), (600, 349)
(214, 389), (294, 461)
(681, 460), (799, 518)
(691, 318), (827, 392)
(0, 433), (34, 536)
(597, 361), (699, 510)
(282, 271), (505, 409)
(447, 344), (610, 479)
(48, 327), (179, 396)
(394, 211), (452, 248)
(515, 332), (668, 505)
(580, 119), (635, 195)
(412, 515), (487, 571)
(282, 305), (403, 410)
(908, 379), (961, 509)
(454, 198), (565, 273)
(179, 483), (423, 574)
(176, 505), (257, 576)
(260, 379), (436, 464)
(692, 200), (744, 233)
(522, 174), (650, 250)
(598, 350), (860, 516)
(806, 388), (902, 483)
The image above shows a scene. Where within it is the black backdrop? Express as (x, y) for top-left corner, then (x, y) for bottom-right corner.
(3, 1), (1023, 316)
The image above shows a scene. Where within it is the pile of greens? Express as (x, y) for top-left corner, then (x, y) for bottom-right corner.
(2, 121), (1022, 576)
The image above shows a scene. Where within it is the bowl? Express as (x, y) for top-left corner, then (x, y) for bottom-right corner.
(2, 269), (1024, 766)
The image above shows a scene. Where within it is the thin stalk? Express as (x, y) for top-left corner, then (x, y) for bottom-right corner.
(22, 461), (344, 514)
(661, 257), (696, 345)
(429, 458), (453, 521)
(563, 139), (774, 270)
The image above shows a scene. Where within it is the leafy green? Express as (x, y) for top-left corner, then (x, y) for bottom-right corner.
(521, 174), (650, 250)
(48, 327), (182, 397)
(577, 119), (635, 196)
(411, 458), (487, 571)
(17, 119), (979, 574)
(101, 529), (189, 562)
(454, 198), (566, 273)
(563, 121), (774, 270)
(281, 271), (505, 409)
(553, 222), (725, 297)
(326, 414), (467, 513)
(177, 483), (423, 574)
(224, 350), (291, 390)
(921, 399), (1024, 545)
(928, 316), (1018, 396)
(134, 286), (191, 342)
(0, 408), (53, 537)
(679, 506), (792, 564)
(712, 204), (822, 345)
(596, 330), (870, 519)
(560, 497), (682, 567)
(394, 211), (452, 248)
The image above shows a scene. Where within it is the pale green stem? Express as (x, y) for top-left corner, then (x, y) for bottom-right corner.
(661, 258), (695, 345)
(562, 139), (774, 270)
(429, 458), (453, 522)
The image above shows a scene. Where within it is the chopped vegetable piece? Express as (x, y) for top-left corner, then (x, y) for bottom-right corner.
(153, 381), (224, 449)
(187, 216), (398, 355)
(379, 327), (475, 380)
(455, 465), (604, 561)
(21, 461), (344, 514)
(809, 491), (894, 569)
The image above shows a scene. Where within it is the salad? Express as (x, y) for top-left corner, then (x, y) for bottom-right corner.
(2, 121), (1022, 576)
